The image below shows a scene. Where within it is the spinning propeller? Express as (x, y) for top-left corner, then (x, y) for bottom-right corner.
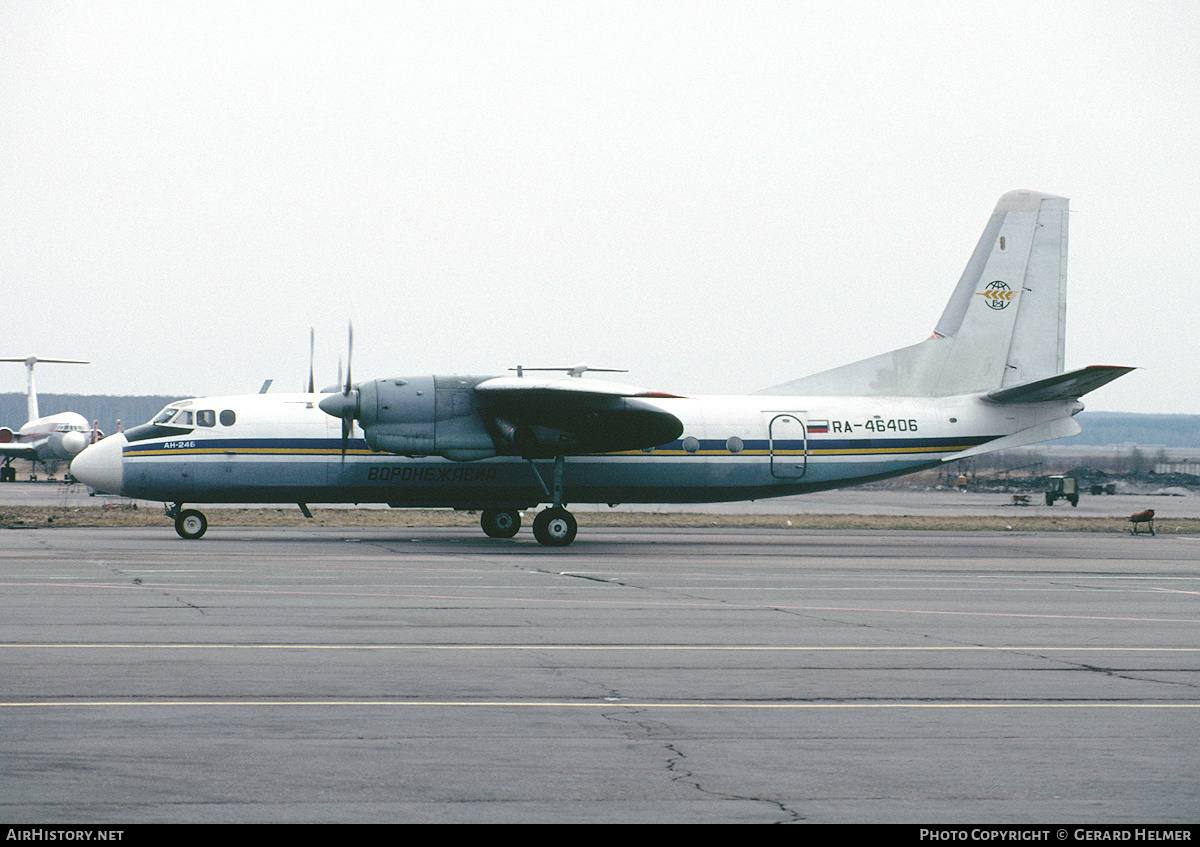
(316, 324), (359, 460)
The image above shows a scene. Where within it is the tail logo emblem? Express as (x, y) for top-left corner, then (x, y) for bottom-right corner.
(979, 280), (1015, 310)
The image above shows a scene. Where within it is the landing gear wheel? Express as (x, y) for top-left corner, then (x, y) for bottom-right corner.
(175, 509), (208, 540)
(481, 508), (521, 539)
(532, 507), (577, 547)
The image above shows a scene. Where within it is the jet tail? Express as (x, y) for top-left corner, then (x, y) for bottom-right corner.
(758, 190), (1082, 398)
(0, 357), (90, 423)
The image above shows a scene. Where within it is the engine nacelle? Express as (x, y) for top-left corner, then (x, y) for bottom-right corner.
(326, 373), (685, 462)
(487, 401), (683, 458)
(357, 375), (498, 461)
(0, 427), (13, 444)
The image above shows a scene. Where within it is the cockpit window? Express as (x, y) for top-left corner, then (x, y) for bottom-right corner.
(197, 410), (216, 427)
(125, 404), (197, 443)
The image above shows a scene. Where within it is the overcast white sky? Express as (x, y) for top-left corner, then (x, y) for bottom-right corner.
(3, 1), (1198, 414)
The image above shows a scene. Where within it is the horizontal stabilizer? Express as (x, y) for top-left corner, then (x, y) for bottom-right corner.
(983, 365), (1134, 405)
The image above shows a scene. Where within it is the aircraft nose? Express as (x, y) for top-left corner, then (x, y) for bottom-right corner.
(71, 433), (126, 495)
(61, 430), (89, 457)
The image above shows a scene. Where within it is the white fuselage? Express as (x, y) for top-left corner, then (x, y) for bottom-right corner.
(71, 390), (1072, 508)
(1, 412), (93, 463)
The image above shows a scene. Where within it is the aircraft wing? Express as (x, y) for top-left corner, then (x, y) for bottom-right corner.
(0, 442), (41, 461)
(473, 376), (685, 456)
(983, 365), (1135, 404)
(475, 376), (676, 397)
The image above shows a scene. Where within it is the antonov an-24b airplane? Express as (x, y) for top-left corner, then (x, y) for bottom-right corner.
(72, 191), (1132, 545)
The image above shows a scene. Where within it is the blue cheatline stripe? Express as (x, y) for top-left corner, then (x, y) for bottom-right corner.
(123, 437), (362, 458)
(631, 436), (994, 457)
(122, 434), (999, 460)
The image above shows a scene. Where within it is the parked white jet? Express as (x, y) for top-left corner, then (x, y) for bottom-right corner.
(72, 191), (1132, 544)
(1, 357), (96, 481)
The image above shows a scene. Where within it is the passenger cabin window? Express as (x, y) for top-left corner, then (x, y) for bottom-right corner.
(197, 410), (216, 427)
(220, 410), (236, 426)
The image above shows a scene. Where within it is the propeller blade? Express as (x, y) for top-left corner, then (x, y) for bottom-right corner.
(317, 328), (358, 461)
(307, 328), (315, 394)
(341, 322), (355, 461)
(313, 322), (360, 459)
(344, 322), (353, 396)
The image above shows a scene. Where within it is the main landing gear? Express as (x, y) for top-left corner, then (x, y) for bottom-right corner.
(479, 506), (577, 546)
(479, 455), (580, 547)
(530, 454), (578, 547)
(480, 508), (521, 538)
(532, 507), (577, 547)
(167, 503), (208, 539)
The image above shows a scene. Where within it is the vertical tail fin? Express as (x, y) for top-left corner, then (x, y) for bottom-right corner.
(0, 357), (90, 423)
(757, 190), (1069, 397)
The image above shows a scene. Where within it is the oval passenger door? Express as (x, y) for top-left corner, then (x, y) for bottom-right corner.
(767, 413), (807, 479)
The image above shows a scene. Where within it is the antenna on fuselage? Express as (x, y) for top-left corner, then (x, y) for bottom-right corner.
(0, 357), (89, 423)
(508, 363), (628, 378)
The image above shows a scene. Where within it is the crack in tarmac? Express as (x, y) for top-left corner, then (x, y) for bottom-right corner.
(601, 707), (805, 823)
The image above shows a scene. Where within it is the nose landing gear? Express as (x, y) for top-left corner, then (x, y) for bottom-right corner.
(167, 503), (208, 539)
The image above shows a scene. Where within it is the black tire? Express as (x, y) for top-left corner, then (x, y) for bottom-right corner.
(532, 508), (577, 547)
(175, 509), (208, 540)
(481, 508), (521, 539)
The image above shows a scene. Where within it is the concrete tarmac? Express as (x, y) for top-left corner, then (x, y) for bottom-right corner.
(4, 478), (1200, 518)
(2, 524), (1199, 823)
